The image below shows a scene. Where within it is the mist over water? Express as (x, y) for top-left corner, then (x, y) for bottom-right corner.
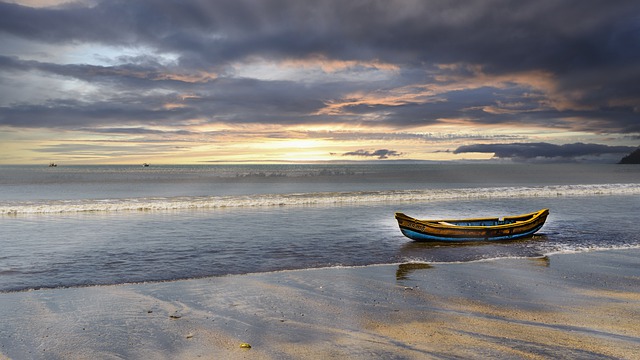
(1, 164), (639, 292)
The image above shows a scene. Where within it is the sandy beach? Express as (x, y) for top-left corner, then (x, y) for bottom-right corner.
(1, 249), (638, 359)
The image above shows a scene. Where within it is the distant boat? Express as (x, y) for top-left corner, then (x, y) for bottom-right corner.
(142, 163), (150, 167)
(48, 162), (57, 167)
(395, 209), (549, 242)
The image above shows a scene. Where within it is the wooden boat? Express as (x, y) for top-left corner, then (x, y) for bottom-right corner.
(395, 209), (549, 242)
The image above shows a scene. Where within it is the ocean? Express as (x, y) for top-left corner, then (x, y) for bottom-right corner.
(1, 163), (639, 292)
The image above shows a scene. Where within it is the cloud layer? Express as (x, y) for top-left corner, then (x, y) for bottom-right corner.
(1, 0), (639, 163)
(341, 149), (401, 160)
(454, 142), (636, 162)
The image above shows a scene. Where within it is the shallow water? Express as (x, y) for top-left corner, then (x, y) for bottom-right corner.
(1, 163), (639, 291)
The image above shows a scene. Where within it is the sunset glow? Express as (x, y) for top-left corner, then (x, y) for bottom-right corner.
(1, 0), (638, 164)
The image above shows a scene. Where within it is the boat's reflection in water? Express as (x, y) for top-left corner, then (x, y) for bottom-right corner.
(395, 234), (550, 281)
(395, 263), (433, 281)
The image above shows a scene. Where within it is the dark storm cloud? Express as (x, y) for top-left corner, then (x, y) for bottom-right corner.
(453, 142), (636, 161)
(0, 72), (334, 128)
(0, 55), (213, 90)
(3, 1), (638, 68)
(0, 0), (639, 135)
(0, 99), (196, 128)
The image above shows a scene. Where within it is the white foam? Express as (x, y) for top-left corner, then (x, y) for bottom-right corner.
(2, 183), (639, 215)
(541, 243), (640, 256)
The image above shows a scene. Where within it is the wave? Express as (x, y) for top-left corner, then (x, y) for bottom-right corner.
(399, 244), (640, 265)
(540, 243), (640, 256)
(2, 183), (639, 215)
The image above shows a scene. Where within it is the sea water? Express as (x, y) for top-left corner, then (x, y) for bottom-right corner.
(1, 163), (639, 292)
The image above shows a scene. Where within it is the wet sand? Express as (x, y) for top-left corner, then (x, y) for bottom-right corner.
(1, 249), (639, 359)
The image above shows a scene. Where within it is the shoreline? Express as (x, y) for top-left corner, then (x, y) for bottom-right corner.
(1, 249), (639, 359)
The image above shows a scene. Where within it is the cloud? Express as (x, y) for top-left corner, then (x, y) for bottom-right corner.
(82, 127), (195, 135)
(0, 55), (216, 84)
(0, 0), (639, 163)
(453, 142), (636, 162)
(341, 149), (401, 159)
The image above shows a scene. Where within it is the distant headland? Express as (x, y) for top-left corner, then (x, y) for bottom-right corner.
(618, 147), (640, 164)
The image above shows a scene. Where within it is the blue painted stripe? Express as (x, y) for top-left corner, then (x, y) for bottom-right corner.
(400, 224), (544, 242)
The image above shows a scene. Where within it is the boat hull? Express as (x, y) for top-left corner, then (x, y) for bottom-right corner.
(395, 209), (549, 242)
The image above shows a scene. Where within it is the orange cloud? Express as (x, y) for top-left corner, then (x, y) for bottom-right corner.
(281, 54), (399, 73)
(153, 71), (218, 83)
(88, 67), (217, 83)
(436, 63), (597, 112)
(316, 86), (445, 116)
(316, 62), (597, 120)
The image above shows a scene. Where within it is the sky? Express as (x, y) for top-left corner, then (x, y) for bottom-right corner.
(1, 0), (639, 164)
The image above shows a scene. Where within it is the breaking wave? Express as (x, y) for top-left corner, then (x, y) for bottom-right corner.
(2, 183), (638, 215)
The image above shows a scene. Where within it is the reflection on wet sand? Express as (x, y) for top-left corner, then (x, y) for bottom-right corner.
(530, 255), (550, 267)
(398, 234), (550, 264)
(395, 263), (433, 280)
